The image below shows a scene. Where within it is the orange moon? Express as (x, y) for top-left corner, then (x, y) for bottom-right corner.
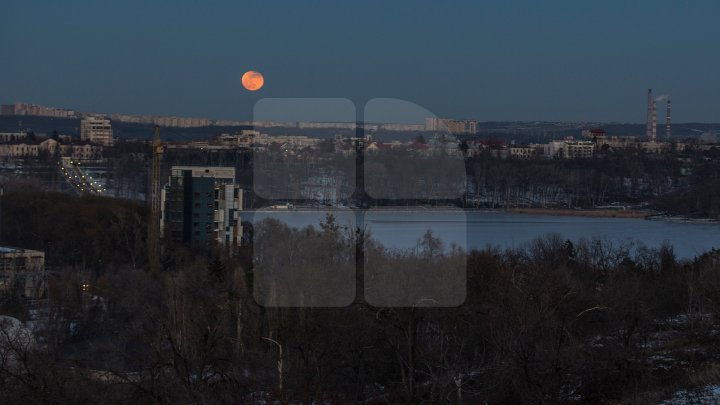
(241, 70), (264, 91)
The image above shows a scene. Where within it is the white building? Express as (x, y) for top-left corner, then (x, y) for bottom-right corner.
(544, 140), (595, 159)
(509, 146), (536, 159)
(80, 117), (113, 146)
(564, 141), (595, 159)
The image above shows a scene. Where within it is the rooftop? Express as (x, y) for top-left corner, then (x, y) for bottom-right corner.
(0, 246), (43, 254)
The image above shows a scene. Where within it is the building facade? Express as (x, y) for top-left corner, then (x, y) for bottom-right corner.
(0, 247), (45, 299)
(0, 133), (27, 142)
(161, 166), (244, 247)
(544, 140), (595, 159)
(0, 102), (75, 118)
(80, 117), (114, 146)
(425, 118), (478, 134)
(0, 139), (103, 160)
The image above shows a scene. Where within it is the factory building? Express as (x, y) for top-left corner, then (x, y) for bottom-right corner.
(160, 166), (244, 247)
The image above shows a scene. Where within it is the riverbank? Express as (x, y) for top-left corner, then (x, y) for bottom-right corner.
(260, 205), (718, 223)
(505, 207), (649, 218)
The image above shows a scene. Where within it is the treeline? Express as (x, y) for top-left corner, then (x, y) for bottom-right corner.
(467, 147), (720, 217)
(9, 137), (720, 218)
(2, 194), (720, 403)
(0, 182), (147, 271)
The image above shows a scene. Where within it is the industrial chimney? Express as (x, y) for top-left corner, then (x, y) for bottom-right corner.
(651, 100), (657, 142)
(646, 89), (653, 140)
(665, 98), (672, 141)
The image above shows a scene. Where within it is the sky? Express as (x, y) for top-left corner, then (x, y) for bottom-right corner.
(2, 0), (720, 123)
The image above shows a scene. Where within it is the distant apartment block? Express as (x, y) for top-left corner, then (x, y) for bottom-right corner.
(545, 140), (595, 159)
(213, 130), (320, 150)
(564, 141), (595, 159)
(161, 166), (244, 247)
(509, 146), (536, 159)
(111, 113), (211, 128)
(0, 247), (45, 299)
(425, 118), (478, 134)
(581, 128), (607, 141)
(80, 117), (113, 146)
(375, 123), (426, 132)
(0, 102), (75, 118)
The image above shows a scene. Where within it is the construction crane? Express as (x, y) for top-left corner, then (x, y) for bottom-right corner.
(148, 125), (163, 271)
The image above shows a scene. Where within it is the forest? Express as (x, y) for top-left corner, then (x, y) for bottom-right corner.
(1, 185), (720, 403)
(6, 137), (720, 219)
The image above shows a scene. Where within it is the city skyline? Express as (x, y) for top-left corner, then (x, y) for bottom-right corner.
(2, 1), (720, 123)
(0, 96), (713, 128)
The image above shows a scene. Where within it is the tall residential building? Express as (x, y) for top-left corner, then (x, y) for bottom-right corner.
(160, 166), (244, 247)
(80, 116), (114, 146)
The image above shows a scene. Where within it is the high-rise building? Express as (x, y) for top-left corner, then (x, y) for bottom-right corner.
(80, 116), (114, 146)
(160, 166), (244, 247)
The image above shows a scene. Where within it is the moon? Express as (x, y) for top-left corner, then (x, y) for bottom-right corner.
(241, 70), (264, 91)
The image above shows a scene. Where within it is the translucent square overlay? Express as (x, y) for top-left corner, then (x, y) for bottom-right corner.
(363, 208), (467, 307)
(252, 98), (356, 200)
(363, 98), (466, 200)
(251, 209), (357, 307)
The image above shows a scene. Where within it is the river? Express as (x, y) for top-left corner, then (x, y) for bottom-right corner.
(248, 210), (720, 260)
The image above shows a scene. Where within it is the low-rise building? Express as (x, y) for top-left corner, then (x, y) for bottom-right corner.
(509, 146), (536, 159)
(544, 140), (594, 159)
(0, 247), (45, 299)
(0, 132), (27, 142)
(564, 141), (595, 159)
(0, 141), (39, 157)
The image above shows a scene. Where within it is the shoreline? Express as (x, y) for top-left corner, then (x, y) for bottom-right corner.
(504, 207), (649, 218)
(254, 206), (720, 223)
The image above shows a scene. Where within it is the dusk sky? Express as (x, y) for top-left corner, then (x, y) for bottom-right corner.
(2, 0), (720, 123)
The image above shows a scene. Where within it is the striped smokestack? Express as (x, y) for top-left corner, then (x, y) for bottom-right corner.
(646, 88), (653, 140)
(651, 100), (657, 142)
(665, 98), (672, 141)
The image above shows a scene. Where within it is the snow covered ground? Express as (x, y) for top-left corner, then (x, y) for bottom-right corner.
(659, 384), (720, 404)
